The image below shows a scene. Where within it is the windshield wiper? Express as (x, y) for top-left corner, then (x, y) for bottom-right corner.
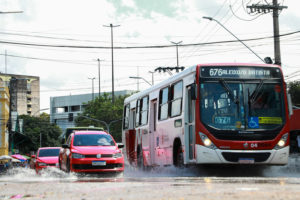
(219, 79), (239, 104)
(249, 79), (264, 104)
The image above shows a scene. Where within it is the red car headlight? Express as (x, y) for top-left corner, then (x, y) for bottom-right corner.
(72, 153), (85, 159)
(38, 162), (47, 166)
(113, 153), (123, 158)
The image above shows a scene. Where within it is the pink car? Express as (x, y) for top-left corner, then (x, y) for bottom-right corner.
(59, 131), (124, 174)
(34, 147), (61, 173)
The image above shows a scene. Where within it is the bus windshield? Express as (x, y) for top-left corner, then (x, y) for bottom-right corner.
(200, 81), (285, 131)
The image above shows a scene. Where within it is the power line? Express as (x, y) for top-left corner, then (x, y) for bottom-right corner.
(0, 30), (297, 49)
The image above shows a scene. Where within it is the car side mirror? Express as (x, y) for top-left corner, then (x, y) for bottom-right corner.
(31, 155), (36, 159)
(117, 143), (124, 148)
(62, 144), (69, 148)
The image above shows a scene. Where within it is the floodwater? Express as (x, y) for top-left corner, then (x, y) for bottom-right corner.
(1, 155), (300, 199)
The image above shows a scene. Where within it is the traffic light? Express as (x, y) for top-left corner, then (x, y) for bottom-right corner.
(68, 113), (73, 122)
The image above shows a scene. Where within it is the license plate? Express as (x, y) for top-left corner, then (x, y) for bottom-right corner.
(92, 161), (106, 166)
(238, 158), (254, 164)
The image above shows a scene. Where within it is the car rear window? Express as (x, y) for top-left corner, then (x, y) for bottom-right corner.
(38, 149), (60, 157)
(73, 134), (115, 146)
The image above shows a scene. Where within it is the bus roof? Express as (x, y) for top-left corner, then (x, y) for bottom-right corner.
(124, 63), (281, 104)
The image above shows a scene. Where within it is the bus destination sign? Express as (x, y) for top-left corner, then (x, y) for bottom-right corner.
(200, 66), (281, 79)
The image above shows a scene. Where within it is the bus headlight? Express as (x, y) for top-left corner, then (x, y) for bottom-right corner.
(199, 132), (217, 149)
(274, 133), (288, 150)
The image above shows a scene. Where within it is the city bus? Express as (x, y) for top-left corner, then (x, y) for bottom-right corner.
(122, 63), (292, 168)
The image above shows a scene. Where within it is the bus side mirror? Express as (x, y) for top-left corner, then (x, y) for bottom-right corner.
(191, 83), (197, 100)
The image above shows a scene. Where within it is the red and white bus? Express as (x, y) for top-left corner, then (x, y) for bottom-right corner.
(122, 63), (291, 168)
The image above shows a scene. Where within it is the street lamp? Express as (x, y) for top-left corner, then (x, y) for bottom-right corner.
(129, 76), (152, 86)
(170, 41), (182, 67)
(202, 16), (265, 63)
(88, 77), (96, 101)
(148, 71), (155, 85)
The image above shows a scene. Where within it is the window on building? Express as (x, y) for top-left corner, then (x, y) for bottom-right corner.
(170, 81), (183, 117)
(56, 106), (68, 113)
(71, 105), (80, 112)
(159, 87), (169, 120)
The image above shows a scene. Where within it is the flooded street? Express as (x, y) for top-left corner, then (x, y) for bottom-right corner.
(1, 155), (300, 200)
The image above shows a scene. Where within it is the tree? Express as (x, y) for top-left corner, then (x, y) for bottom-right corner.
(288, 81), (300, 107)
(18, 113), (62, 154)
(75, 93), (130, 142)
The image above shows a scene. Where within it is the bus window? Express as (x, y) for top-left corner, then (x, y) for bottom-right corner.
(123, 104), (130, 130)
(136, 96), (149, 126)
(141, 96), (149, 125)
(159, 87), (169, 120)
(136, 100), (141, 127)
(170, 81), (183, 117)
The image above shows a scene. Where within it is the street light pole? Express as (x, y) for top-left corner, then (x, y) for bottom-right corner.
(88, 77), (95, 101)
(97, 59), (104, 97)
(129, 76), (152, 86)
(103, 24), (120, 103)
(148, 71), (155, 85)
(170, 41), (182, 67)
(202, 16), (265, 63)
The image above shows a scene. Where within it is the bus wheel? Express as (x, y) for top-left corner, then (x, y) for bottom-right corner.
(175, 146), (184, 168)
(137, 150), (145, 171)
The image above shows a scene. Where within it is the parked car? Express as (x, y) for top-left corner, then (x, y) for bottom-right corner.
(34, 147), (61, 173)
(59, 131), (124, 174)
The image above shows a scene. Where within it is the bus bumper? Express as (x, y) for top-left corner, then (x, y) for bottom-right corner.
(195, 144), (289, 165)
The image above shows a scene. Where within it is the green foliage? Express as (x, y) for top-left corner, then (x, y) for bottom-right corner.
(18, 113), (62, 153)
(75, 93), (130, 142)
(288, 81), (300, 106)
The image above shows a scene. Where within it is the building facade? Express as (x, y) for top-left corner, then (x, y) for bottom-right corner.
(0, 74), (40, 117)
(50, 90), (133, 133)
(0, 87), (10, 155)
(0, 73), (40, 155)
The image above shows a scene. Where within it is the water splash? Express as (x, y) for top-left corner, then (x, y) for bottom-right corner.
(0, 167), (77, 183)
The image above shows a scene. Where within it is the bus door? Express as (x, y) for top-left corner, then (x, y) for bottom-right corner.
(126, 108), (136, 165)
(149, 99), (157, 166)
(184, 85), (195, 163)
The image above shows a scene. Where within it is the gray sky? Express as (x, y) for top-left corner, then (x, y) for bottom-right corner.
(0, 0), (299, 111)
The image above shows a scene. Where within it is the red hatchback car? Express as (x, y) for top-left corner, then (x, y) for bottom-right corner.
(59, 131), (124, 174)
(34, 147), (61, 173)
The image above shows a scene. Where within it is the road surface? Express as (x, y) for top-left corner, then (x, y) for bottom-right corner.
(0, 155), (300, 200)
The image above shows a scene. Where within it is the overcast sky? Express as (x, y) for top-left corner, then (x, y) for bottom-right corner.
(0, 0), (299, 111)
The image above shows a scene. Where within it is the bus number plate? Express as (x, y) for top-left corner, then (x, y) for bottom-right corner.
(238, 158), (254, 164)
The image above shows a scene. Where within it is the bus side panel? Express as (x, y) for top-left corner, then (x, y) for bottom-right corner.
(125, 129), (136, 165)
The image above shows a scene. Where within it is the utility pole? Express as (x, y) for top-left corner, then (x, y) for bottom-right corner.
(88, 77), (95, 101)
(103, 23), (120, 103)
(5, 50), (7, 74)
(170, 41), (182, 67)
(247, 0), (287, 65)
(97, 59), (104, 97)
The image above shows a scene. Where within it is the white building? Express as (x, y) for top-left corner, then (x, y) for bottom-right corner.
(50, 91), (134, 133)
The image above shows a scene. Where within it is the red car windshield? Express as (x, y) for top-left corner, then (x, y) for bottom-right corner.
(38, 149), (60, 157)
(73, 134), (115, 146)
